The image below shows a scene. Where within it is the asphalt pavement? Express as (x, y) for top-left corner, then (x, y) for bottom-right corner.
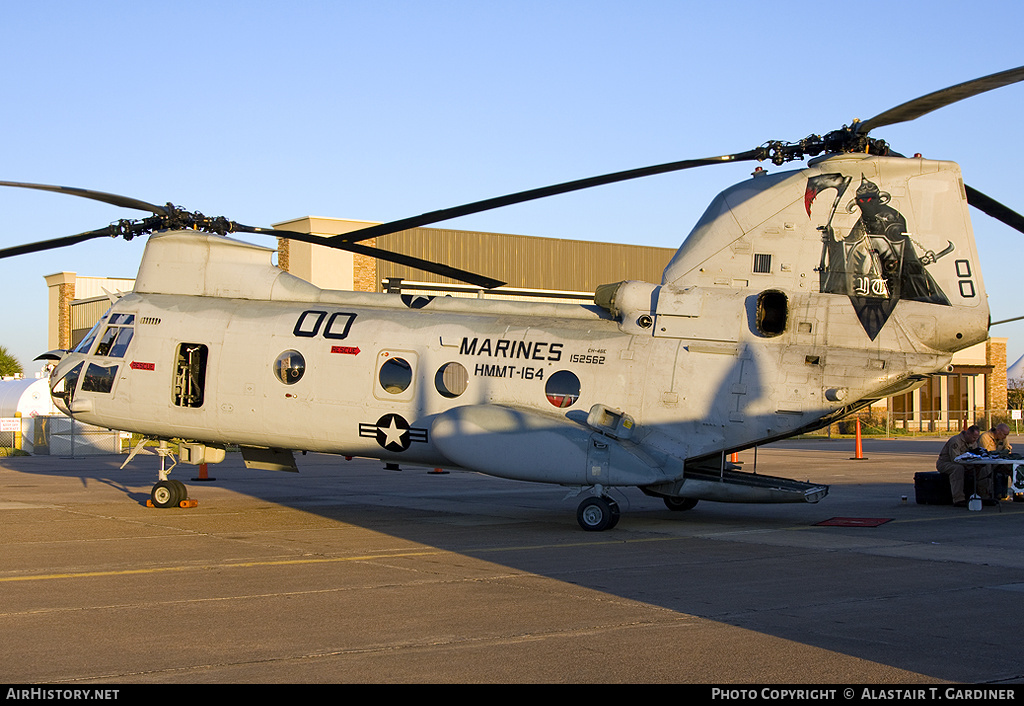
(1, 436), (1022, 684)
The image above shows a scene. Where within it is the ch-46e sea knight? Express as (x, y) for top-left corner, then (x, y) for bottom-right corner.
(3, 66), (1023, 530)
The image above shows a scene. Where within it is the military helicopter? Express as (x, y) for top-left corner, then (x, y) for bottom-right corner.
(2, 66), (1023, 531)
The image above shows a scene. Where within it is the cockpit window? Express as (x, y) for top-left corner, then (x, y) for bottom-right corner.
(108, 328), (134, 357)
(94, 317), (135, 358)
(82, 363), (118, 393)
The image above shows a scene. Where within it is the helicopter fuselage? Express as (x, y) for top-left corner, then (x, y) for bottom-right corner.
(46, 154), (990, 507)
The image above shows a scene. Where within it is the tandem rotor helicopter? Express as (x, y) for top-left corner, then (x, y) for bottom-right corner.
(3, 67), (1024, 530)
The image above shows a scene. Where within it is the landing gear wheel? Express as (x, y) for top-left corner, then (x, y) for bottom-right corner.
(151, 480), (183, 508)
(577, 496), (620, 531)
(664, 496), (699, 511)
(169, 479), (188, 503)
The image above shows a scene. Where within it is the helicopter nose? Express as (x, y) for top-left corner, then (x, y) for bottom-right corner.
(49, 354), (85, 416)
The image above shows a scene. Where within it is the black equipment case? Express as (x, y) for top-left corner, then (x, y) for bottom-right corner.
(914, 471), (953, 505)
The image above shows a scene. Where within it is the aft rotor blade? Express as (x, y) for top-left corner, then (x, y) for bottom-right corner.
(859, 65), (1024, 133)
(0, 180), (168, 215)
(235, 225), (506, 289)
(327, 150), (762, 244)
(965, 185), (1024, 236)
(0, 226), (113, 259)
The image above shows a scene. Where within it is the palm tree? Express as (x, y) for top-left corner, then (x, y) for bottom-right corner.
(0, 346), (23, 377)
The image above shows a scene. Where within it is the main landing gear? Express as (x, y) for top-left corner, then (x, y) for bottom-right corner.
(663, 496), (699, 511)
(576, 495), (620, 531)
(574, 489), (700, 530)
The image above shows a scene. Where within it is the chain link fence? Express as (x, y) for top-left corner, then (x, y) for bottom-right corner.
(0, 415), (123, 456)
(817, 408), (1024, 437)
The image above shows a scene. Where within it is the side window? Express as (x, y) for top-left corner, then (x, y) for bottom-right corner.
(380, 358), (412, 393)
(755, 290), (788, 337)
(374, 351), (417, 402)
(435, 362), (469, 398)
(545, 370), (581, 408)
(173, 343), (208, 408)
(274, 350), (306, 385)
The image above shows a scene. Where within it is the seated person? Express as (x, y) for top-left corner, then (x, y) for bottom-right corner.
(979, 423), (1013, 498)
(936, 425), (990, 507)
(979, 424), (1012, 455)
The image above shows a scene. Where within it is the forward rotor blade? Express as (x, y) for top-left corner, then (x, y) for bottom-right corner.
(965, 185), (1024, 235)
(336, 240), (506, 289)
(0, 227), (113, 260)
(0, 181), (167, 215)
(234, 225), (506, 289)
(859, 65), (1024, 133)
(328, 150), (762, 245)
(991, 315), (1024, 327)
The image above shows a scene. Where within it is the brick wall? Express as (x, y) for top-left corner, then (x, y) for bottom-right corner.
(58, 281), (75, 350)
(352, 238), (377, 292)
(277, 237), (290, 273)
(987, 338), (1008, 410)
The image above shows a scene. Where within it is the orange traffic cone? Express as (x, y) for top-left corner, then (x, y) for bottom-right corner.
(850, 418), (868, 460)
(192, 462), (216, 481)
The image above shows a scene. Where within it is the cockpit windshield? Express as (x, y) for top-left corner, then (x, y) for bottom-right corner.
(73, 308), (110, 355)
(92, 313), (135, 358)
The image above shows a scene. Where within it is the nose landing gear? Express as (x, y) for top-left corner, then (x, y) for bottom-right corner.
(151, 478), (189, 508)
(124, 438), (197, 509)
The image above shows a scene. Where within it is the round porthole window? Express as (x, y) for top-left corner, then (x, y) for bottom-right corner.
(545, 370), (580, 408)
(434, 362), (468, 398)
(379, 357), (413, 394)
(274, 350), (306, 385)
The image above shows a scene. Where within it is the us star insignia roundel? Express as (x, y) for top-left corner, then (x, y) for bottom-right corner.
(359, 414), (428, 452)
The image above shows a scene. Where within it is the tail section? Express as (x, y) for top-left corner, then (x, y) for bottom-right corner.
(663, 153), (988, 353)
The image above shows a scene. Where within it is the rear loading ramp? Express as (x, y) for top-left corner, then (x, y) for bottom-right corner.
(642, 464), (828, 504)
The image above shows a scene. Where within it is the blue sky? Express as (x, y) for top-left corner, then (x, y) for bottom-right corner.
(1, 1), (1022, 376)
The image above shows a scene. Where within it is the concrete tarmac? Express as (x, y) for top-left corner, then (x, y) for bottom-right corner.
(1, 436), (1023, 684)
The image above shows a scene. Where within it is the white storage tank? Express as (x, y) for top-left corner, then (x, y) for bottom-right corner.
(0, 378), (60, 452)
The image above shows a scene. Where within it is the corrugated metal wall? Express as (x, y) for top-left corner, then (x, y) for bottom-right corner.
(70, 297), (111, 348)
(373, 227), (675, 292)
